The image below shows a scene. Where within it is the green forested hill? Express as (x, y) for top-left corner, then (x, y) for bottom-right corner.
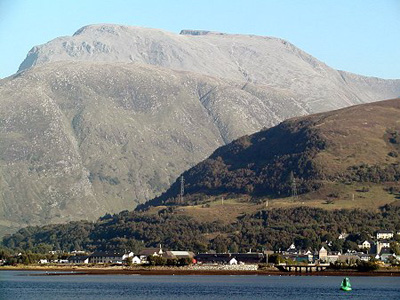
(138, 98), (400, 210)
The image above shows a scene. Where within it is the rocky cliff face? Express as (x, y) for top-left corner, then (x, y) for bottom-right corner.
(1, 24), (399, 236)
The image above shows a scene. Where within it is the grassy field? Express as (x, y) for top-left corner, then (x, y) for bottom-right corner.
(175, 198), (263, 224)
(145, 181), (399, 225)
(268, 182), (400, 211)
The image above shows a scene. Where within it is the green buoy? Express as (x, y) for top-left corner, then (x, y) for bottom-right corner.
(340, 277), (352, 291)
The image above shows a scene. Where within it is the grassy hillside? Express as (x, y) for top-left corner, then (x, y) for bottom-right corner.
(138, 98), (400, 210)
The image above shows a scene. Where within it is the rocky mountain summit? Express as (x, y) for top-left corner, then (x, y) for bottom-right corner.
(19, 24), (400, 111)
(0, 24), (399, 236)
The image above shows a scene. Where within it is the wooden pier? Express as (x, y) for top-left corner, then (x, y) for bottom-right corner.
(277, 264), (330, 273)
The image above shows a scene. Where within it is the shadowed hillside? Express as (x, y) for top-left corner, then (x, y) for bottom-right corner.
(138, 98), (400, 210)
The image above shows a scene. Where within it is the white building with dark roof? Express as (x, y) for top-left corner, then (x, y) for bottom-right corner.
(376, 230), (394, 240)
(358, 240), (371, 250)
(68, 255), (89, 264)
(89, 251), (133, 264)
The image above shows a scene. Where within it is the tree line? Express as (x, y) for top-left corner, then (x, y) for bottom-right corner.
(3, 205), (400, 255)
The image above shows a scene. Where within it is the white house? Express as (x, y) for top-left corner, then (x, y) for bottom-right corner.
(131, 256), (141, 264)
(318, 247), (328, 262)
(122, 252), (134, 261)
(89, 251), (134, 264)
(358, 240), (371, 249)
(376, 230), (393, 240)
(229, 258), (238, 265)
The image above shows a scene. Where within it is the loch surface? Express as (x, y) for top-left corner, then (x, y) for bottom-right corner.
(1, 271), (399, 299)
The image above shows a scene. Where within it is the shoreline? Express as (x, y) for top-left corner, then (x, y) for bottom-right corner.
(1, 266), (400, 277)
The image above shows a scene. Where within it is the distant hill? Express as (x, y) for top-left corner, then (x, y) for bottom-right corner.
(138, 98), (400, 210)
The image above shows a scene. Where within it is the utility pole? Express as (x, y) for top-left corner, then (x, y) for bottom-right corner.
(179, 175), (184, 203)
(221, 197), (224, 205)
(291, 172), (298, 201)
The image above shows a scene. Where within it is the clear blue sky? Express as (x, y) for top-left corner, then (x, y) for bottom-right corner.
(0, 0), (399, 79)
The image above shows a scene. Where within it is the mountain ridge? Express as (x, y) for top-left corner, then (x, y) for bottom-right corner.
(18, 24), (400, 109)
(1, 24), (399, 236)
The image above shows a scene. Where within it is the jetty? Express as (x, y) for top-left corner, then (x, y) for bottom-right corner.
(277, 263), (330, 273)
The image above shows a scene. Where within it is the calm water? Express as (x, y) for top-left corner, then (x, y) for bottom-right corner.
(1, 271), (400, 300)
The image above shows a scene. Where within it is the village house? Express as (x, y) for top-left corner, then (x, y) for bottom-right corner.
(378, 248), (395, 263)
(68, 255), (89, 264)
(286, 243), (298, 254)
(195, 253), (231, 265)
(139, 246), (163, 257)
(70, 250), (86, 255)
(232, 253), (265, 264)
(163, 251), (195, 260)
(377, 240), (391, 255)
(337, 253), (359, 265)
(138, 245), (164, 263)
(228, 257), (238, 265)
(131, 256), (141, 264)
(318, 247), (328, 262)
(358, 240), (371, 250)
(376, 230), (394, 240)
(359, 253), (371, 262)
(89, 251), (133, 264)
(325, 251), (341, 263)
